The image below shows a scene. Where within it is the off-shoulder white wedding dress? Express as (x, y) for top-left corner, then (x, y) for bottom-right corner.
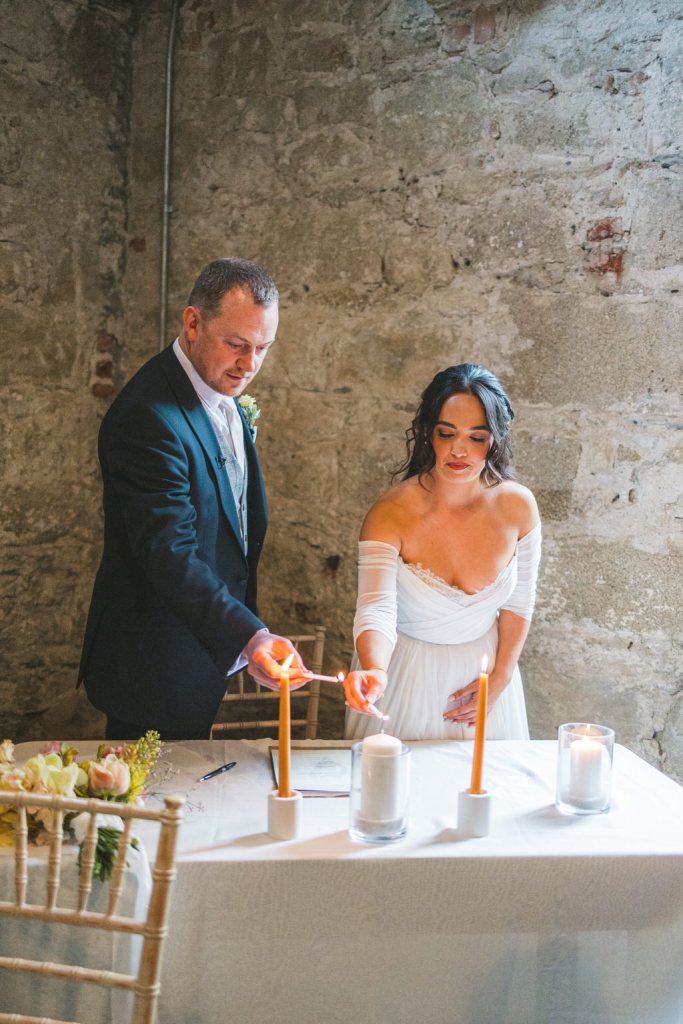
(345, 524), (541, 741)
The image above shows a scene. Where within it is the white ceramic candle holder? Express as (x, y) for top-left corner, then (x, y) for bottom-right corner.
(267, 789), (303, 840)
(457, 789), (492, 837)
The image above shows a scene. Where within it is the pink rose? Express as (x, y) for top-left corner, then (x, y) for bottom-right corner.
(88, 757), (130, 797)
(41, 741), (62, 756)
(98, 745), (125, 759)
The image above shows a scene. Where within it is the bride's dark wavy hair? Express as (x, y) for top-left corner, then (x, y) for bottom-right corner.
(394, 364), (516, 487)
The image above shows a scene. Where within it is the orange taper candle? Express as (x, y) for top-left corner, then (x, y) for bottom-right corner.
(469, 654), (489, 795)
(278, 653), (295, 797)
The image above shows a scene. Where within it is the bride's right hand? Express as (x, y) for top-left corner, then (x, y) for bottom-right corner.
(343, 669), (387, 716)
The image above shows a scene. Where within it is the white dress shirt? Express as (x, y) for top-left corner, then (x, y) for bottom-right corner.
(173, 338), (245, 472)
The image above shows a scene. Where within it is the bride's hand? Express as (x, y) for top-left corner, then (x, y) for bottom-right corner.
(344, 669), (387, 717)
(443, 669), (508, 727)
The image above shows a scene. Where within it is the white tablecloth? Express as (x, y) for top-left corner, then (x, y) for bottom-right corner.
(6, 739), (683, 1024)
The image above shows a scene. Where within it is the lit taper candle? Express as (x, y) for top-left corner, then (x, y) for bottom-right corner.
(278, 653), (295, 798)
(469, 654), (489, 795)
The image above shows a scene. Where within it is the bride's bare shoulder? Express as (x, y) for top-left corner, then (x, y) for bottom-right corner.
(359, 478), (424, 546)
(489, 480), (540, 537)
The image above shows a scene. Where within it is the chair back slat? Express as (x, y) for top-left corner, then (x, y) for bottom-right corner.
(210, 717), (309, 734)
(15, 806), (28, 908)
(220, 690), (311, 703)
(107, 817), (134, 917)
(0, 903), (144, 934)
(46, 811), (64, 911)
(0, 1011), (79, 1023)
(305, 625), (327, 738)
(0, 955), (135, 990)
(75, 813), (98, 913)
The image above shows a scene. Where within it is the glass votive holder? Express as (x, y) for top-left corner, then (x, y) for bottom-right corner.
(348, 739), (411, 843)
(556, 723), (615, 815)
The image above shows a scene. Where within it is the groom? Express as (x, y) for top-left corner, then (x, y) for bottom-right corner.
(78, 257), (305, 739)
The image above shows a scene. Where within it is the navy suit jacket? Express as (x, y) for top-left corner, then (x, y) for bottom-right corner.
(78, 344), (267, 736)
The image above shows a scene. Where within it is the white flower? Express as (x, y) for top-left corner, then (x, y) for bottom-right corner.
(71, 811), (125, 844)
(238, 394), (260, 439)
(0, 740), (15, 766)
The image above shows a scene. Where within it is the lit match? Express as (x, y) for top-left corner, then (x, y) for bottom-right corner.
(305, 670), (346, 684)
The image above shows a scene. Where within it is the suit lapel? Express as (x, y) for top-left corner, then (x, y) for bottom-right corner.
(237, 400), (267, 548)
(159, 345), (246, 552)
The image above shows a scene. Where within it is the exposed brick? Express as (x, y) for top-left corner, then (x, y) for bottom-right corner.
(94, 357), (114, 377)
(95, 329), (117, 352)
(586, 218), (624, 242)
(584, 249), (625, 274)
(441, 23), (471, 53)
(89, 377), (116, 398)
(473, 6), (496, 43)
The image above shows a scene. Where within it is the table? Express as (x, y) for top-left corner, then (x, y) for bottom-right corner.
(6, 739), (683, 1024)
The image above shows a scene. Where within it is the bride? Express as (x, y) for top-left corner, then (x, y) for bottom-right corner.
(344, 364), (541, 741)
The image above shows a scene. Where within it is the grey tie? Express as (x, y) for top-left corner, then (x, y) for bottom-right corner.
(219, 406), (249, 550)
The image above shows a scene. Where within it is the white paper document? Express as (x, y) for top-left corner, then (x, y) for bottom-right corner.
(269, 746), (352, 796)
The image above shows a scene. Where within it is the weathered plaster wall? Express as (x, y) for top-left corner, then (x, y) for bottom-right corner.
(2, 1), (681, 780)
(0, 0), (132, 739)
(156, 0), (682, 772)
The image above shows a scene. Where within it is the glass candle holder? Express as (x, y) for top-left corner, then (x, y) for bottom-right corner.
(556, 723), (615, 815)
(348, 739), (410, 843)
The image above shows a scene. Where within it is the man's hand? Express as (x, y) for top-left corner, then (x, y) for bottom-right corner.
(245, 632), (308, 691)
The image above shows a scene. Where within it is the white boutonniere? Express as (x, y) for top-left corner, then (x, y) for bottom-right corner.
(238, 394), (260, 441)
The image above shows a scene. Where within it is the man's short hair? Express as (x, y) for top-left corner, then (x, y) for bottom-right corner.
(187, 257), (279, 320)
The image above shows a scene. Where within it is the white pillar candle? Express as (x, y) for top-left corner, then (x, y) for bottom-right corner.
(569, 736), (606, 801)
(360, 732), (402, 823)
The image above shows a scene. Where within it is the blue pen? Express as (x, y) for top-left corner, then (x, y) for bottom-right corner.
(198, 761), (237, 782)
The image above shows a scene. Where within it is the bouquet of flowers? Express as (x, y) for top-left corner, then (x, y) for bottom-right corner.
(0, 732), (161, 881)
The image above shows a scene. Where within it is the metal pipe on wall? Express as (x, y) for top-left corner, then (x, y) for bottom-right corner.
(159, 0), (182, 352)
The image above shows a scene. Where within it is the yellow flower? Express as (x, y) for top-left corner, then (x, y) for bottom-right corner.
(24, 755), (80, 797)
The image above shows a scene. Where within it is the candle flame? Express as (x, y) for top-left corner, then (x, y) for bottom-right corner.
(280, 653), (295, 673)
(480, 653), (489, 673)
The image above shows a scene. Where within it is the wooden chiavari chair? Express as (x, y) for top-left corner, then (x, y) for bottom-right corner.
(0, 788), (183, 1024)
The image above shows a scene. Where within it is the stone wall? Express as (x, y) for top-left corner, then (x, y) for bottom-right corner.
(0, 0), (133, 740)
(2, 0), (681, 780)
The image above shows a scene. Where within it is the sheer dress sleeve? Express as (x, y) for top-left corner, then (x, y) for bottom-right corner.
(500, 523), (542, 621)
(352, 540), (399, 649)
